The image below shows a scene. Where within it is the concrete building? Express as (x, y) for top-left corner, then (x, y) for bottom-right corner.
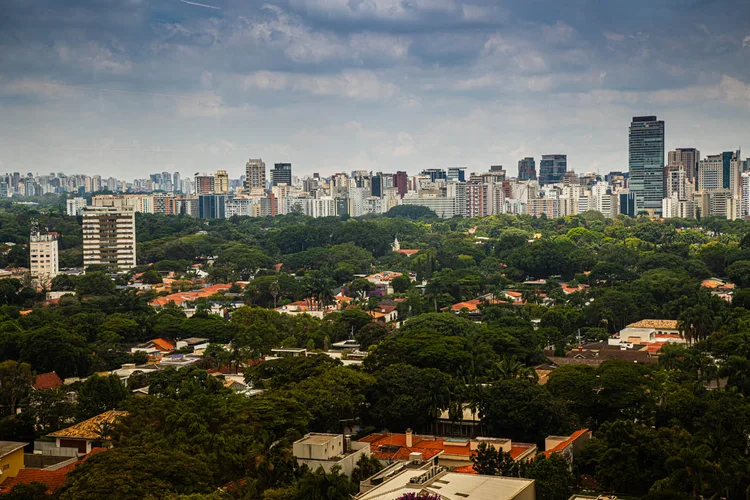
(29, 229), (59, 286)
(194, 173), (215, 195)
(198, 194), (228, 219)
(82, 206), (136, 272)
(0, 442), (27, 485)
(357, 466), (535, 500)
(215, 170), (229, 194)
(628, 115), (665, 216)
(245, 158), (266, 192)
(66, 197), (86, 216)
(668, 148), (700, 181)
(401, 196), (457, 218)
(293, 433), (371, 477)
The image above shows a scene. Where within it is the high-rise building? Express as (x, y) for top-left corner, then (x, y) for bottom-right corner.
(518, 157), (536, 181)
(371, 174), (382, 198)
(245, 158), (266, 191)
(173, 172), (181, 193)
(538, 154), (567, 186)
(628, 116), (665, 216)
(420, 169), (447, 183)
(668, 148), (700, 181)
(215, 170), (229, 194)
(66, 197), (86, 216)
(446, 167), (466, 183)
(394, 171), (408, 198)
(194, 173), (215, 195)
(271, 163), (292, 186)
(198, 194), (227, 219)
(82, 206), (136, 272)
(698, 151), (741, 197)
(29, 227), (59, 286)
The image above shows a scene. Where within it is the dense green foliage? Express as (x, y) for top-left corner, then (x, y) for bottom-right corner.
(2, 205), (750, 498)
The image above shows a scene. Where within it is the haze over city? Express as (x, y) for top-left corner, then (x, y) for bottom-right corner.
(2, 0), (750, 177)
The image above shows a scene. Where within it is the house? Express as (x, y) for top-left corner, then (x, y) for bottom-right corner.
(543, 429), (591, 464)
(33, 371), (63, 391)
(130, 337), (175, 356)
(148, 283), (232, 309)
(357, 465), (535, 500)
(546, 342), (659, 366)
(358, 430), (537, 469)
(613, 320), (685, 347)
(0, 442), (27, 485)
(293, 433), (371, 477)
(365, 271), (403, 294)
(47, 410), (127, 454)
(1, 448), (107, 494)
(625, 319), (680, 335)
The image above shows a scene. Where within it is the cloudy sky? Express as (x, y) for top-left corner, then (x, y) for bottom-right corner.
(1, 0), (749, 179)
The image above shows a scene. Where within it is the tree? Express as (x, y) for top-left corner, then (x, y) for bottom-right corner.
(293, 465), (356, 500)
(391, 274), (411, 294)
(26, 388), (76, 433)
(2, 482), (48, 500)
(726, 260), (750, 288)
(51, 274), (77, 292)
(77, 374), (129, 418)
(75, 272), (116, 296)
(56, 446), (213, 500)
(0, 360), (33, 416)
(20, 327), (90, 379)
(526, 454), (576, 500)
(351, 454), (383, 483)
(140, 270), (163, 285)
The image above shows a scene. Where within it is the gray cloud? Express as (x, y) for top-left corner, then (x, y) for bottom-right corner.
(1, 0), (749, 177)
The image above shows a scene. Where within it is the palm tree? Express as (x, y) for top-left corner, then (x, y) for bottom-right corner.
(268, 280), (280, 309)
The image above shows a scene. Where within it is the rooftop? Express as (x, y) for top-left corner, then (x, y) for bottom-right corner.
(48, 410), (128, 440)
(0, 441), (27, 459)
(33, 371), (63, 390)
(626, 319), (678, 330)
(295, 433), (339, 446)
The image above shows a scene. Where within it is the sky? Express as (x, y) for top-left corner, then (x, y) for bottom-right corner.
(1, 0), (749, 179)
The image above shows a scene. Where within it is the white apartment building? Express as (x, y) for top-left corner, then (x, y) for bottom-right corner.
(82, 206), (137, 272)
(401, 196), (457, 218)
(305, 197), (336, 218)
(30, 231), (59, 286)
(66, 197), (87, 216)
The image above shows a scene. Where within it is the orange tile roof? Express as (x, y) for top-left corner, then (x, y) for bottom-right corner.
(396, 249), (420, 257)
(150, 338), (175, 352)
(450, 299), (481, 312)
(33, 371), (63, 390)
(149, 284), (231, 308)
(452, 464), (478, 474)
(505, 291), (522, 298)
(627, 319), (678, 330)
(48, 411), (128, 440)
(544, 429), (590, 458)
(3, 448), (108, 493)
(19, 310), (33, 316)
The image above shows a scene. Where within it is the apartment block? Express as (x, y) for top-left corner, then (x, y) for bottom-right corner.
(82, 207), (137, 272)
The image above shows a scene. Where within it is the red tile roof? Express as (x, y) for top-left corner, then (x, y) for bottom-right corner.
(3, 448), (107, 493)
(33, 372), (63, 391)
(452, 464), (478, 474)
(149, 283), (232, 308)
(150, 338), (175, 352)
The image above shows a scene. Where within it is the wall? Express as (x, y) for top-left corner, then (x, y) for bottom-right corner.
(0, 448), (25, 484)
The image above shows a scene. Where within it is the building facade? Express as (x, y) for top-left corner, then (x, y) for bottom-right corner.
(517, 157), (536, 181)
(82, 207), (136, 272)
(29, 230), (59, 286)
(628, 115), (665, 216)
(668, 148), (700, 181)
(538, 154), (567, 186)
(245, 158), (266, 191)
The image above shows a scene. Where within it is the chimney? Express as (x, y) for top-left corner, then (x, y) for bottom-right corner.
(405, 428), (413, 448)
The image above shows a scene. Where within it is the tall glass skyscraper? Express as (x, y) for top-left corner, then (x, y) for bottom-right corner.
(628, 116), (665, 216)
(539, 154), (567, 186)
(518, 157), (536, 181)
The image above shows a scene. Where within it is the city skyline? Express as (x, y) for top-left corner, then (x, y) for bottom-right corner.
(2, 1), (750, 177)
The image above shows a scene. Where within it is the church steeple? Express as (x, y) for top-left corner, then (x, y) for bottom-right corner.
(392, 236), (400, 252)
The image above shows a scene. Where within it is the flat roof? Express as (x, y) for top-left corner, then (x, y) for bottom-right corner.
(295, 433), (339, 445)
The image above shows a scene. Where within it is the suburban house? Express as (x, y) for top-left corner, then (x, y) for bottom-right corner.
(1, 447), (107, 494)
(357, 464), (535, 500)
(292, 433), (371, 477)
(358, 430), (537, 469)
(130, 337), (175, 356)
(275, 293), (353, 319)
(543, 429), (591, 464)
(0, 442), (27, 485)
(546, 342), (659, 366)
(32, 372), (63, 391)
(47, 410), (128, 455)
(365, 271), (404, 295)
(611, 319), (685, 352)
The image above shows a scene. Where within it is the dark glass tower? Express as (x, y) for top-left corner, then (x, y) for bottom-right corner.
(628, 116), (665, 216)
(518, 157), (536, 181)
(539, 154), (567, 185)
(271, 163), (292, 186)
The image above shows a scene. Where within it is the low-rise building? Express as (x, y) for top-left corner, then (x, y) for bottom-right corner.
(293, 433), (371, 477)
(47, 411), (127, 455)
(0, 442), (27, 485)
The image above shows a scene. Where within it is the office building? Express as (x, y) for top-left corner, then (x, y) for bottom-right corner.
(271, 163), (292, 186)
(29, 228), (59, 286)
(538, 154), (567, 186)
(245, 158), (266, 191)
(628, 116), (665, 216)
(82, 206), (137, 272)
(699, 151), (741, 197)
(668, 148), (700, 181)
(173, 172), (181, 193)
(394, 171), (408, 198)
(198, 194), (228, 219)
(215, 170), (229, 194)
(518, 157), (536, 181)
(447, 167), (466, 183)
(371, 174), (382, 198)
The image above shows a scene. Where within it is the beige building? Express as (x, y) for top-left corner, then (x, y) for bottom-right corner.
(245, 158), (266, 192)
(82, 206), (136, 272)
(215, 170), (229, 194)
(293, 433), (371, 477)
(29, 230), (59, 286)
